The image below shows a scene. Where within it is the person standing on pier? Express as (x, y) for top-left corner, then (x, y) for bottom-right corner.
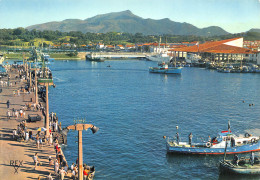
(189, 133), (193, 145)
(49, 133), (53, 145)
(54, 159), (59, 175)
(60, 167), (66, 180)
(7, 110), (11, 119)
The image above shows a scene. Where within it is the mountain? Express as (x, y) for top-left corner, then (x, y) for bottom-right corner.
(26, 10), (229, 36)
(248, 28), (260, 33)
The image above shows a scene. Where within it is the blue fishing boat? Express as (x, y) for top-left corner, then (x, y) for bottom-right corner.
(165, 123), (260, 155)
(149, 62), (182, 74)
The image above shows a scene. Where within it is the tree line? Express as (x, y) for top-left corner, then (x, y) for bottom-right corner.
(0, 27), (258, 47)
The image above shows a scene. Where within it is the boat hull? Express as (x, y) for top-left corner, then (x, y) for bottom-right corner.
(166, 141), (260, 155)
(219, 160), (260, 175)
(149, 67), (182, 74)
(146, 55), (171, 62)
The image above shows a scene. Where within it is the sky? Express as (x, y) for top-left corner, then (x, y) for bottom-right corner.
(0, 0), (259, 33)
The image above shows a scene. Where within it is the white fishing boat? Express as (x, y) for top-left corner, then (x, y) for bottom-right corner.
(186, 53), (201, 64)
(146, 52), (171, 62)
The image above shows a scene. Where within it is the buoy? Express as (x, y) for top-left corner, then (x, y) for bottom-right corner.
(163, 136), (166, 139)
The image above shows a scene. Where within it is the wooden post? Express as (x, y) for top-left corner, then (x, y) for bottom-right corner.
(46, 83), (49, 137)
(78, 130), (83, 180)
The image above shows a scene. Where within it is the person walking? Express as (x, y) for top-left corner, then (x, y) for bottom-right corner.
(54, 159), (59, 175)
(49, 133), (53, 145)
(6, 100), (10, 109)
(36, 136), (40, 149)
(39, 137), (43, 148)
(25, 131), (29, 141)
(34, 153), (38, 170)
(15, 110), (18, 119)
(7, 110), (11, 119)
(189, 133), (193, 145)
(47, 173), (53, 180)
(60, 167), (66, 180)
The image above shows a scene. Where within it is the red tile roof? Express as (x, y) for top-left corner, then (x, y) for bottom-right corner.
(170, 37), (254, 54)
(126, 45), (135, 47)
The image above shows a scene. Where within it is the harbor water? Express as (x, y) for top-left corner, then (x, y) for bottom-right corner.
(46, 60), (260, 180)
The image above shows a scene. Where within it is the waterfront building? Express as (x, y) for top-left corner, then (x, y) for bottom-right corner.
(96, 43), (105, 50)
(170, 37), (257, 64)
(105, 45), (115, 51)
(115, 45), (124, 51)
(125, 44), (136, 51)
(249, 52), (260, 65)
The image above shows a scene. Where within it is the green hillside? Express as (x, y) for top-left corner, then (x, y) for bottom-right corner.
(26, 10), (229, 36)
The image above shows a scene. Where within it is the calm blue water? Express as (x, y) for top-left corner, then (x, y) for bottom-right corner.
(46, 60), (260, 180)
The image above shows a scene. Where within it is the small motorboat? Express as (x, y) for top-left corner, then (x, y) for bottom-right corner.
(219, 154), (260, 175)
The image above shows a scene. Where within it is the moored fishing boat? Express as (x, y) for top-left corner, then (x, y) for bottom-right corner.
(219, 154), (260, 175)
(149, 62), (182, 74)
(86, 53), (105, 62)
(146, 52), (171, 62)
(165, 123), (260, 155)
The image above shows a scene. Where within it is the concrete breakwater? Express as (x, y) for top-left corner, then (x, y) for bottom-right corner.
(85, 52), (157, 60)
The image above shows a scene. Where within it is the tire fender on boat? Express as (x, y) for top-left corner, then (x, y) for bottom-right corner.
(206, 142), (211, 147)
(244, 133), (250, 138)
(251, 138), (256, 143)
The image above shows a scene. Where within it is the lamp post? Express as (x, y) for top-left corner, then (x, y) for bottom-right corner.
(29, 63), (32, 87)
(38, 78), (54, 137)
(34, 69), (38, 105)
(67, 123), (99, 180)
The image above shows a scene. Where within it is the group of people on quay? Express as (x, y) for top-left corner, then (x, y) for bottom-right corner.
(2, 63), (95, 180)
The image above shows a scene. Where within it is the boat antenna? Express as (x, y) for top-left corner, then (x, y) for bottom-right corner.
(228, 121), (231, 132)
(223, 138), (228, 161)
(174, 51), (177, 67)
(159, 36), (161, 53)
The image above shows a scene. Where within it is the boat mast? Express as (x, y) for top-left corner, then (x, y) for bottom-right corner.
(159, 36), (161, 53)
(174, 51), (177, 67)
